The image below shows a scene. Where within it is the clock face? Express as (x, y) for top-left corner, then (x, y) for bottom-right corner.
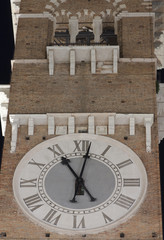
(13, 134), (147, 234)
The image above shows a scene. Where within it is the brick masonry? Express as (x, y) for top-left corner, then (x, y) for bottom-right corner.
(8, 61), (157, 114)
(0, 0), (163, 239)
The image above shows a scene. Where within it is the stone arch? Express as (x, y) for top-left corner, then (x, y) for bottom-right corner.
(44, 0), (128, 25)
(43, 0), (149, 45)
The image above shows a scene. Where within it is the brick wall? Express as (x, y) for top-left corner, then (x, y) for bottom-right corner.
(8, 61), (156, 114)
(0, 123), (162, 239)
(119, 17), (154, 58)
(14, 18), (53, 59)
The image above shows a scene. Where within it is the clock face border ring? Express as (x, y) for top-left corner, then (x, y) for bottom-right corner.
(12, 134), (148, 235)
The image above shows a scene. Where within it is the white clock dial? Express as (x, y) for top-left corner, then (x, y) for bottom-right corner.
(13, 134), (147, 234)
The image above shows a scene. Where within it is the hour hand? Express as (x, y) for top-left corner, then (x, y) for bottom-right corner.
(61, 157), (71, 165)
(61, 157), (78, 179)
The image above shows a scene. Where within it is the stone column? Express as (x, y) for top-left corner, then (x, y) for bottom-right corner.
(144, 117), (153, 153)
(10, 117), (19, 153)
(69, 16), (79, 43)
(93, 16), (102, 43)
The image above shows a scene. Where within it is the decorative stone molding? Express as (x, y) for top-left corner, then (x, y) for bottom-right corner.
(10, 0), (21, 41)
(11, 60), (48, 72)
(68, 116), (75, 134)
(116, 12), (155, 19)
(129, 117), (135, 136)
(45, 5), (55, 12)
(100, 11), (105, 18)
(106, 9), (111, 15)
(108, 114), (115, 135)
(91, 49), (96, 74)
(10, 116), (20, 153)
(12, 59), (48, 64)
(61, 9), (66, 15)
(119, 58), (157, 63)
(67, 11), (72, 17)
(113, 48), (118, 73)
(88, 116), (95, 134)
(70, 50), (75, 75)
(76, 12), (82, 18)
(54, 11), (60, 17)
(0, 85), (10, 136)
(18, 13), (56, 21)
(50, 0), (60, 7)
(28, 118), (34, 136)
(144, 117), (153, 153)
(141, 1), (152, 8)
(84, 9), (89, 16)
(48, 115), (55, 135)
(47, 46), (119, 75)
(93, 16), (103, 43)
(9, 113), (154, 153)
(48, 49), (54, 75)
(69, 16), (79, 44)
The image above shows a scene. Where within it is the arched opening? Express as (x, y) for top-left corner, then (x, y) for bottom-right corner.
(54, 25), (117, 46)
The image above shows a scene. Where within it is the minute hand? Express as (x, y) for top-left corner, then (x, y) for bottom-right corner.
(79, 142), (91, 178)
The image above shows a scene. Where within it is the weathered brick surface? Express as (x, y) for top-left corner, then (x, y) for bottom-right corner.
(14, 18), (53, 59)
(8, 61), (156, 114)
(0, 0), (162, 239)
(118, 17), (154, 58)
(19, 0), (149, 15)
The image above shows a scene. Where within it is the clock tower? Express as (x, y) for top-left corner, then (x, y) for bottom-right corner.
(0, 0), (163, 239)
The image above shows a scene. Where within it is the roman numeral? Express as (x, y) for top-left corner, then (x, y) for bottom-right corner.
(47, 144), (64, 158)
(117, 159), (133, 169)
(43, 209), (61, 225)
(20, 178), (37, 188)
(114, 194), (135, 209)
(102, 212), (113, 224)
(28, 159), (45, 170)
(73, 215), (86, 229)
(23, 194), (43, 212)
(73, 140), (90, 152)
(123, 178), (140, 187)
(101, 145), (111, 156)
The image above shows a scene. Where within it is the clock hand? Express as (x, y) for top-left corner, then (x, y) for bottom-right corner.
(82, 183), (96, 202)
(79, 142), (91, 178)
(70, 178), (96, 202)
(70, 179), (80, 203)
(61, 156), (96, 202)
(61, 157), (78, 179)
(78, 142), (96, 201)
